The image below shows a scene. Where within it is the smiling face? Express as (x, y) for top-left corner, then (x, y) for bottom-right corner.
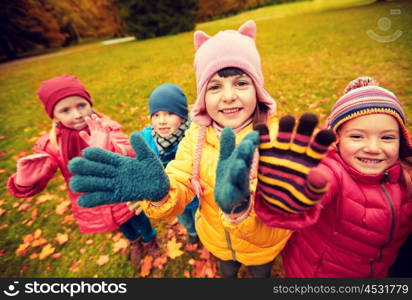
(151, 110), (185, 137)
(53, 96), (93, 130)
(337, 114), (400, 174)
(205, 72), (257, 129)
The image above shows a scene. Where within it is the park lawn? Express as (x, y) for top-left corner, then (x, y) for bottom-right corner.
(0, 0), (411, 278)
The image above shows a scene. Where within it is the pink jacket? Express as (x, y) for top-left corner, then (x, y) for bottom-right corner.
(255, 150), (412, 277)
(7, 118), (136, 234)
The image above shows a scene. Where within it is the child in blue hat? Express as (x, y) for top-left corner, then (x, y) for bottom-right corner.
(140, 83), (199, 244)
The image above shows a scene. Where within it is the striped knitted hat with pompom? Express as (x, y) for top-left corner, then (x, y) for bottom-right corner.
(325, 76), (412, 158)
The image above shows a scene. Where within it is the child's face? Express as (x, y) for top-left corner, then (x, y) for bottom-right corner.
(205, 73), (257, 130)
(338, 114), (400, 174)
(53, 96), (92, 130)
(151, 110), (185, 137)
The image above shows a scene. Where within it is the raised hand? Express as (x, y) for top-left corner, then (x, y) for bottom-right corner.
(69, 131), (170, 208)
(214, 127), (259, 214)
(255, 113), (336, 214)
(15, 153), (52, 187)
(79, 114), (111, 150)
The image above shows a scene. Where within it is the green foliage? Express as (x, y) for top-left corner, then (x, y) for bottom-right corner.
(118, 0), (197, 39)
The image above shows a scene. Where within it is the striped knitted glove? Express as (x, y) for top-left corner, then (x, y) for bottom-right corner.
(255, 113), (336, 214)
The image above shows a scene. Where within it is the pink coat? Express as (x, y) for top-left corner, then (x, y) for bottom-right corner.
(255, 150), (412, 277)
(7, 118), (135, 234)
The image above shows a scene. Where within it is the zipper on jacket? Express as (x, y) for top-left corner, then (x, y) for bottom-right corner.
(224, 230), (237, 261)
(370, 171), (396, 277)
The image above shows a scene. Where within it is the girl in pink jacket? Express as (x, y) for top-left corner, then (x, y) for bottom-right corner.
(7, 74), (158, 269)
(254, 77), (412, 277)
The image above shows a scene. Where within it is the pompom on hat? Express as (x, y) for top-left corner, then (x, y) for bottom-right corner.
(325, 76), (412, 158)
(190, 20), (276, 126)
(37, 74), (92, 118)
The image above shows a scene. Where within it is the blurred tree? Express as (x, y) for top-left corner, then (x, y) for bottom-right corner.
(0, 0), (66, 60)
(118, 0), (197, 39)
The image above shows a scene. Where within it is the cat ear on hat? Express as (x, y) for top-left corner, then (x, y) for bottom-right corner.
(238, 20), (256, 40)
(194, 31), (210, 50)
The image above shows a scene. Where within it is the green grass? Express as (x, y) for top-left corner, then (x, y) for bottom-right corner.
(1, 0), (411, 278)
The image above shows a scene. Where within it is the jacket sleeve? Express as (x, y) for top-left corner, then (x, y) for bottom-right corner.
(254, 162), (338, 230)
(216, 171), (293, 248)
(138, 126), (196, 220)
(7, 135), (59, 198)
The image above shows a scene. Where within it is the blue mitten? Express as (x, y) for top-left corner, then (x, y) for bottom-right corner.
(69, 131), (170, 208)
(214, 127), (259, 214)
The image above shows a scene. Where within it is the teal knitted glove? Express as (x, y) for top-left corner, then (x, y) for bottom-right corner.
(69, 131), (170, 208)
(214, 127), (259, 214)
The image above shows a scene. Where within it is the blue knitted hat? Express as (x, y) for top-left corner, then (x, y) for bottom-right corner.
(149, 83), (188, 120)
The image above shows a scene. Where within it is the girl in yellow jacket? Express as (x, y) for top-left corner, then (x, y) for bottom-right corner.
(68, 20), (334, 277)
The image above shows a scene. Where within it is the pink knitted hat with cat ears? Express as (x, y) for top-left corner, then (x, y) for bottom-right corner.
(190, 20), (276, 126)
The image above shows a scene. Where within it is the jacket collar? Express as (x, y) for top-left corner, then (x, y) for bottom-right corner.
(328, 150), (401, 185)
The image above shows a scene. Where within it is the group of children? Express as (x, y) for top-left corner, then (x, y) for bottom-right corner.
(7, 20), (411, 278)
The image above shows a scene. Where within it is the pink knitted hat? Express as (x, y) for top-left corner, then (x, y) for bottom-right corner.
(37, 74), (92, 118)
(190, 20), (276, 126)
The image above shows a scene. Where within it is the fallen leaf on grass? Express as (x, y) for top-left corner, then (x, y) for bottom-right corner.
(61, 215), (76, 225)
(35, 194), (54, 204)
(112, 238), (128, 253)
(31, 237), (47, 247)
(96, 255), (109, 266)
(85, 239), (93, 245)
(16, 243), (29, 255)
(153, 255), (168, 270)
(51, 253), (62, 259)
(39, 244), (55, 260)
(31, 208), (38, 220)
(29, 253), (38, 259)
(55, 200), (70, 215)
(0, 169), (6, 174)
(55, 233), (68, 245)
(18, 202), (31, 211)
(192, 260), (217, 278)
(140, 255), (154, 277)
(185, 243), (198, 252)
(184, 270), (191, 278)
(112, 232), (123, 242)
(167, 237), (183, 259)
(34, 229), (42, 239)
(0, 208), (5, 216)
(70, 259), (81, 272)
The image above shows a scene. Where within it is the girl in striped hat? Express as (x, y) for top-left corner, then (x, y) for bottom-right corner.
(254, 76), (412, 277)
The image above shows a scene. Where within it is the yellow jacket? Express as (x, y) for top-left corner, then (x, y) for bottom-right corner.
(139, 115), (292, 266)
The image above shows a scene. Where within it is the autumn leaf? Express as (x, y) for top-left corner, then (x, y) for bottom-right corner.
(79, 248), (86, 254)
(85, 239), (93, 245)
(0, 208), (5, 216)
(175, 224), (187, 236)
(0, 169), (6, 174)
(29, 253), (39, 259)
(55, 200), (70, 215)
(35, 194), (54, 204)
(184, 270), (191, 278)
(70, 260), (81, 272)
(51, 253), (62, 259)
(16, 243), (29, 255)
(96, 255), (109, 266)
(55, 233), (68, 245)
(0, 200), (5, 206)
(185, 243), (198, 252)
(34, 229), (42, 239)
(31, 208), (38, 220)
(153, 255), (168, 270)
(20, 263), (29, 276)
(61, 215), (76, 225)
(140, 255), (154, 277)
(112, 232), (123, 242)
(167, 237), (183, 259)
(39, 244), (55, 260)
(0, 249), (4, 257)
(18, 202), (31, 211)
(31, 237), (47, 247)
(112, 238), (128, 253)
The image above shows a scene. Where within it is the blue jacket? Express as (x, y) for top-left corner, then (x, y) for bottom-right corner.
(141, 126), (198, 209)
